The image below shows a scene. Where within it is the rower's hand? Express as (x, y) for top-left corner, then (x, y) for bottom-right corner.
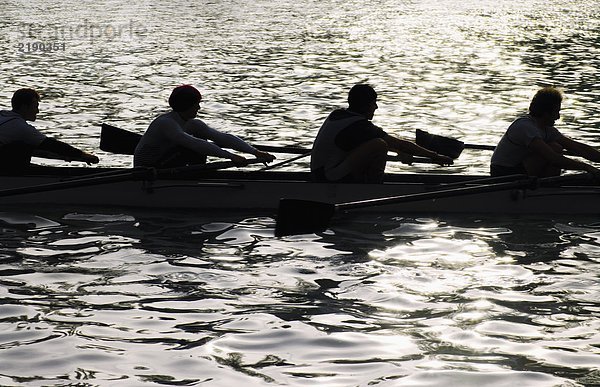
(397, 152), (414, 165)
(433, 154), (454, 166)
(254, 150), (276, 163)
(231, 154), (249, 167)
(80, 152), (100, 165)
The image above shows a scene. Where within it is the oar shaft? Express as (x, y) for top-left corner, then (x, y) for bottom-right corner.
(465, 143), (577, 157)
(439, 174), (526, 189)
(0, 159), (264, 199)
(464, 143), (577, 156)
(387, 155), (440, 164)
(337, 173), (589, 211)
(255, 145), (308, 155)
(0, 169), (152, 198)
(465, 143), (495, 151)
(276, 176), (536, 237)
(337, 177), (533, 211)
(260, 152), (311, 171)
(155, 158), (263, 177)
(256, 145), (435, 164)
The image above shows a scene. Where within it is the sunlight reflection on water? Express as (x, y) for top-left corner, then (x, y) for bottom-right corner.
(0, 210), (599, 385)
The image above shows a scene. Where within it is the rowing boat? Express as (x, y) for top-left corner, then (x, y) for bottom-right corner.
(1, 165), (599, 215)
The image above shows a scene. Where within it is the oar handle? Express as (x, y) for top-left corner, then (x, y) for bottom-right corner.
(464, 143), (495, 151)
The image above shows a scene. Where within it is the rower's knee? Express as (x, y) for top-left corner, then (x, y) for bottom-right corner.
(352, 138), (388, 183)
(366, 137), (388, 151)
(523, 157), (560, 177)
(548, 142), (563, 154)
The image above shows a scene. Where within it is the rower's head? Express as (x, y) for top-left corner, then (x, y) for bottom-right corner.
(529, 87), (562, 127)
(11, 88), (40, 122)
(348, 84), (378, 120)
(169, 85), (202, 120)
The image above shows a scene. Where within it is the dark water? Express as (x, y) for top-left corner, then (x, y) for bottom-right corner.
(1, 0), (600, 385)
(0, 210), (599, 386)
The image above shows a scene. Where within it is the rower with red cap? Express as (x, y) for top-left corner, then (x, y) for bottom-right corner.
(134, 85), (275, 168)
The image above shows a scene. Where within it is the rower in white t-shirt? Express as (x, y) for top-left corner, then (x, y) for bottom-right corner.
(490, 87), (600, 178)
(134, 85), (275, 168)
(0, 88), (99, 173)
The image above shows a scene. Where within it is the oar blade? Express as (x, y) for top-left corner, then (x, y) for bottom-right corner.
(100, 124), (142, 155)
(416, 129), (465, 159)
(275, 199), (335, 237)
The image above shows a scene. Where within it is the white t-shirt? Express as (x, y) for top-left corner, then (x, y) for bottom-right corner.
(134, 112), (257, 167)
(491, 115), (561, 167)
(0, 110), (46, 147)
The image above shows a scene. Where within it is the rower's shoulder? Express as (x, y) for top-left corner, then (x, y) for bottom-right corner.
(328, 108), (363, 121)
(0, 110), (35, 131)
(184, 118), (210, 130)
(508, 115), (536, 130)
(0, 110), (24, 123)
(149, 112), (182, 130)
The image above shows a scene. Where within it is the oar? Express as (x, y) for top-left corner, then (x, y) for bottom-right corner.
(101, 124), (439, 164)
(0, 168), (153, 198)
(274, 173), (589, 237)
(416, 129), (473, 158)
(416, 129), (576, 157)
(100, 123), (141, 155)
(0, 159), (263, 198)
(438, 173), (527, 188)
(156, 158), (263, 177)
(254, 144), (311, 155)
(260, 152), (311, 171)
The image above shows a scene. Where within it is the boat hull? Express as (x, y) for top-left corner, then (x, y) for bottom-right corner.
(1, 167), (599, 215)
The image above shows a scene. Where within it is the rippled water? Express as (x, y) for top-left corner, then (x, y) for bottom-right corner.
(1, 210), (599, 386)
(1, 0), (600, 386)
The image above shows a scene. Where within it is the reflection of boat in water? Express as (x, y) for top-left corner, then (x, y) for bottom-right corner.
(1, 166), (600, 216)
(0, 211), (62, 230)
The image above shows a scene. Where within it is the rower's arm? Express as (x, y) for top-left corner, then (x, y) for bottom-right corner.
(207, 129), (257, 154)
(169, 130), (236, 159)
(163, 120), (246, 162)
(529, 137), (597, 172)
(384, 135), (453, 165)
(557, 135), (600, 162)
(211, 132), (276, 162)
(37, 138), (99, 164)
(185, 119), (275, 162)
(185, 119), (256, 152)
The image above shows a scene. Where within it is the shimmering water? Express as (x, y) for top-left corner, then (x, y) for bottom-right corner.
(1, 0), (600, 386)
